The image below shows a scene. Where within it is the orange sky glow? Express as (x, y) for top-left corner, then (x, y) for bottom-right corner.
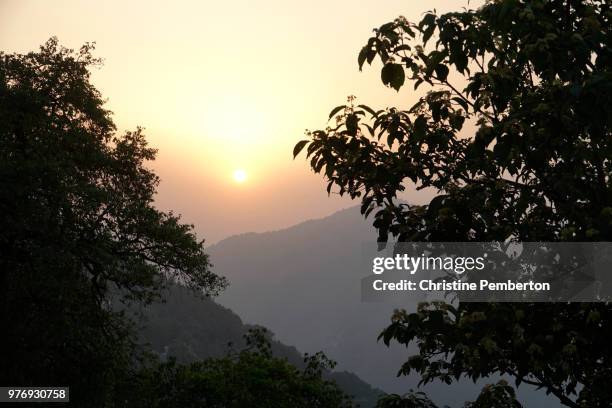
(0, 0), (480, 243)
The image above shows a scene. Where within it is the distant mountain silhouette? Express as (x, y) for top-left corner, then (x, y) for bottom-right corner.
(134, 284), (383, 408)
(208, 206), (562, 407)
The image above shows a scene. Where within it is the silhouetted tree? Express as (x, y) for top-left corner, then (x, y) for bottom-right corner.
(463, 380), (522, 408)
(375, 391), (438, 408)
(295, 1), (611, 406)
(119, 328), (355, 408)
(375, 380), (520, 408)
(0, 38), (226, 406)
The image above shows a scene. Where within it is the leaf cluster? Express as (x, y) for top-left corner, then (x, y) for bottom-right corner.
(295, 1), (612, 407)
(295, 0), (612, 244)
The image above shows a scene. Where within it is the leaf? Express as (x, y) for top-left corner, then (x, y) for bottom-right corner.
(293, 140), (309, 158)
(360, 196), (374, 215)
(449, 113), (465, 130)
(394, 44), (411, 53)
(328, 105), (345, 120)
(306, 139), (320, 157)
(455, 52), (468, 73)
(426, 194), (447, 217)
(357, 104), (377, 117)
(434, 64), (449, 81)
(413, 115), (427, 140)
(367, 49), (376, 64)
(420, 13), (436, 43)
(452, 96), (469, 111)
(381, 63), (405, 91)
(358, 46), (368, 70)
(423, 25), (435, 44)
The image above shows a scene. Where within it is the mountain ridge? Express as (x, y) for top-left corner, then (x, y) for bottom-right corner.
(207, 205), (366, 249)
(207, 205), (562, 407)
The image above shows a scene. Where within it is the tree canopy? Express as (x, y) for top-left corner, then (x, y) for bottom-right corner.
(295, 1), (612, 406)
(120, 328), (355, 408)
(0, 38), (226, 405)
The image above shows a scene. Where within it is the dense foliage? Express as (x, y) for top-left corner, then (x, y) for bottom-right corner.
(295, 1), (612, 407)
(119, 328), (355, 408)
(0, 38), (226, 405)
(375, 391), (439, 408)
(463, 381), (522, 408)
(374, 380), (520, 408)
(136, 284), (383, 407)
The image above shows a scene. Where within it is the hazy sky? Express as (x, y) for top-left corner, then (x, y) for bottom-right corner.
(0, 0), (478, 243)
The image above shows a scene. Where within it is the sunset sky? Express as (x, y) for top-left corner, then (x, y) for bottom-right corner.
(0, 0), (478, 243)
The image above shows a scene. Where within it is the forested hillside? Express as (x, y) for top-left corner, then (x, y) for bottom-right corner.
(134, 284), (384, 407)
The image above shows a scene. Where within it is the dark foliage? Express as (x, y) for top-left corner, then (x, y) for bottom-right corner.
(134, 284), (383, 407)
(0, 38), (226, 405)
(117, 328), (355, 408)
(296, 1), (612, 407)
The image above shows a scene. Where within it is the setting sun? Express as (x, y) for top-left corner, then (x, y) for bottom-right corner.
(233, 168), (247, 183)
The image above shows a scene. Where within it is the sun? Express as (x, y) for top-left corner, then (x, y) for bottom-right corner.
(232, 168), (248, 183)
